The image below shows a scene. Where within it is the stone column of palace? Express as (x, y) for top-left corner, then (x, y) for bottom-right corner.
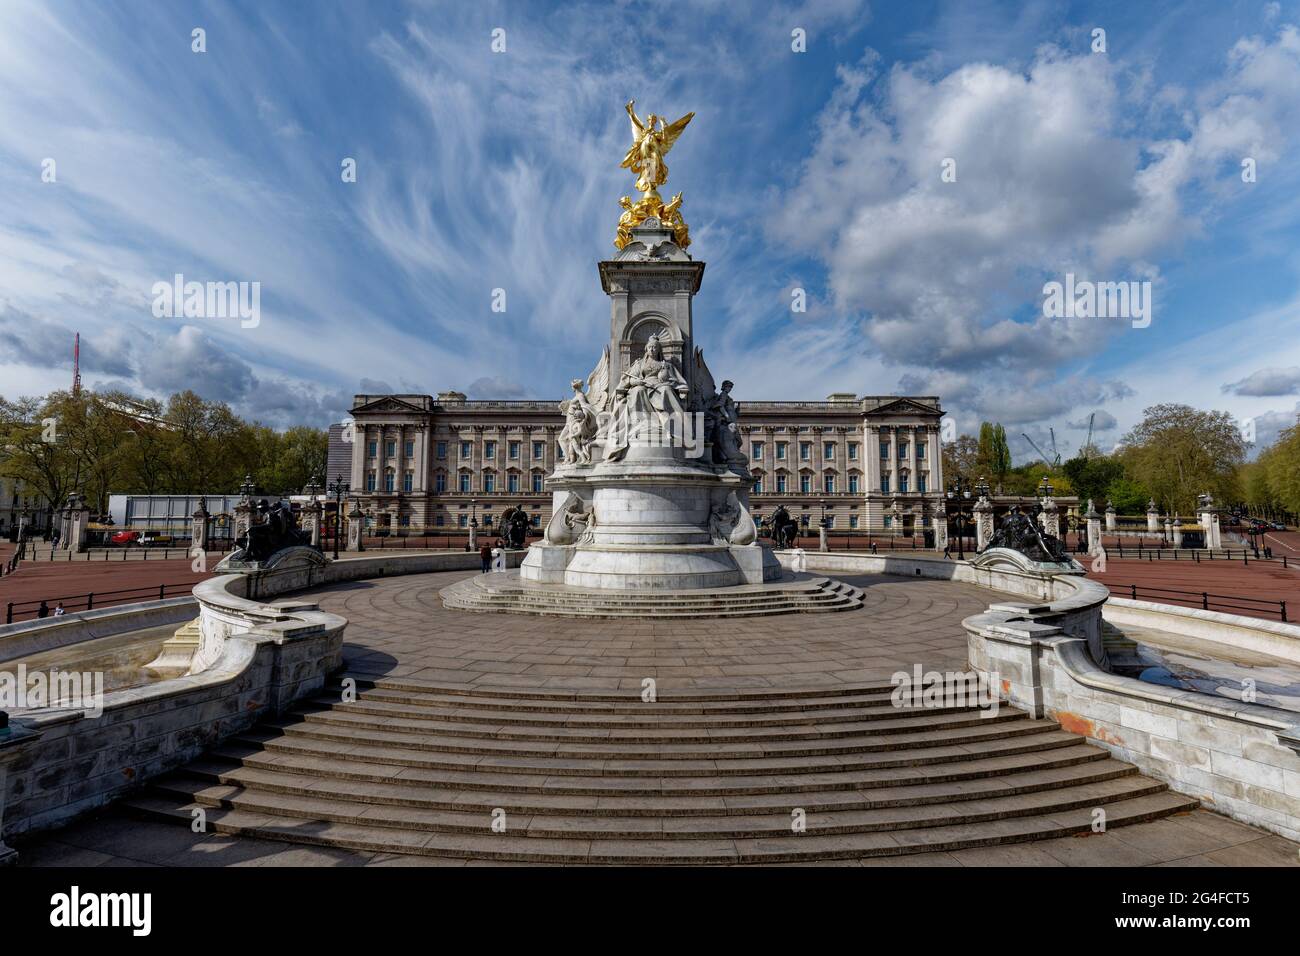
(191, 498), (210, 554)
(1086, 499), (1102, 553)
(348, 423), (366, 493)
(865, 424), (880, 527)
(1147, 499), (1160, 533)
(974, 494), (995, 551)
(1105, 500), (1117, 533)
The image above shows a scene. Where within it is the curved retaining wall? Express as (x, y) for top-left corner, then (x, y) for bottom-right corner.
(784, 550), (1300, 841)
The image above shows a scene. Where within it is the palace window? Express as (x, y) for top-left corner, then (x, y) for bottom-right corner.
(367, 440), (377, 459)
(800, 474), (811, 494)
(884, 515), (893, 529)
(384, 470), (396, 492)
(776, 442), (787, 460)
(917, 473), (927, 493)
(898, 472), (910, 494)
(898, 442), (908, 459)
(825, 515), (835, 529)
(800, 442), (811, 460)
(776, 474), (788, 494)
(460, 441), (471, 459)
(436, 441), (447, 459)
(483, 472), (496, 493)
(800, 514), (810, 527)
(916, 443), (926, 460)
(533, 441), (544, 460)
(849, 514), (859, 529)
(824, 442), (835, 459)
(848, 443), (859, 460)
(752, 442), (763, 459)
(404, 440), (414, 458)
(385, 440), (396, 458)
(484, 441), (496, 459)
(532, 514), (541, 527)
(880, 440), (889, 459)
(435, 473), (447, 493)
(848, 474), (860, 494)
(459, 473), (471, 493)
(366, 471), (376, 492)
(435, 515), (445, 527)
(400, 514), (411, 527)
(403, 471), (413, 493)
(508, 473), (520, 493)
(509, 441), (520, 460)
(824, 475), (835, 494)
(532, 472), (544, 493)
(753, 477), (763, 494)
(458, 514), (468, 528)
(881, 475), (890, 494)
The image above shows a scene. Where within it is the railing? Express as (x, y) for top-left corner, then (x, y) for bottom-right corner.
(5, 581), (197, 624)
(1111, 583), (1288, 622)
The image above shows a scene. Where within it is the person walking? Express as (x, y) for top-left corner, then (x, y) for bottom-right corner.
(479, 541), (492, 573)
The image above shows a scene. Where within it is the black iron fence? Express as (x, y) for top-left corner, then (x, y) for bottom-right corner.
(1112, 583), (1287, 622)
(5, 581), (197, 624)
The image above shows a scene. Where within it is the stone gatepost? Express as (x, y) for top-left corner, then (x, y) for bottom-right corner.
(234, 499), (252, 544)
(1146, 499), (1160, 533)
(818, 525), (828, 552)
(1042, 498), (1060, 540)
(468, 523), (478, 550)
(1085, 499), (1102, 554)
(1197, 501), (1221, 549)
(1172, 516), (1183, 549)
(974, 496), (995, 551)
(67, 495), (91, 552)
(57, 496), (74, 550)
(1104, 499), (1117, 533)
(306, 498), (323, 549)
(933, 512), (949, 553)
(191, 497), (210, 554)
(0, 715), (41, 865)
(1211, 514), (1222, 550)
(346, 505), (365, 552)
(1163, 517), (1172, 543)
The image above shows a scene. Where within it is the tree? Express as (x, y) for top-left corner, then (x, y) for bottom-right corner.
(976, 422), (1012, 488)
(1061, 454), (1126, 510)
(942, 434), (980, 487)
(1119, 404), (1245, 515)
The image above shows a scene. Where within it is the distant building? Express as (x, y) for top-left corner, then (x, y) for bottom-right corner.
(344, 390), (947, 536)
(0, 476), (51, 536)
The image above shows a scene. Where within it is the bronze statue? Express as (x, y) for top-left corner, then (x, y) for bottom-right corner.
(981, 506), (1070, 563)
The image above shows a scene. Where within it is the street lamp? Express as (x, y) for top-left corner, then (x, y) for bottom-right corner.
(470, 498), (478, 529)
(819, 499), (829, 529)
(239, 474), (256, 500)
(946, 476), (980, 560)
(327, 474), (349, 560)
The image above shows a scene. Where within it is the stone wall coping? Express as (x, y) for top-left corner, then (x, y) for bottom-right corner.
(0, 597), (198, 664)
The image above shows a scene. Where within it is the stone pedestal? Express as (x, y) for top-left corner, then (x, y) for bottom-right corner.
(346, 506), (365, 552)
(234, 500), (252, 544)
(933, 513), (949, 554)
(305, 500), (323, 549)
(974, 496), (995, 551)
(468, 525), (478, 551)
(1104, 500), (1116, 533)
(818, 526), (828, 552)
(67, 496), (91, 552)
(1198, 508), (1222, 549)
(1163, 517), (1172, 543)
(1172, 518), (1183, 548)
(0, 717), (41, 865)
(1041, 498), (1060, 540)
(191, 498), (210, 554)
(1085, 499), (1101, 554)
(1146, 501), (1160, 533)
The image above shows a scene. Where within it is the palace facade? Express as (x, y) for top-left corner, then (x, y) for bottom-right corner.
(341, 389), (946, 539)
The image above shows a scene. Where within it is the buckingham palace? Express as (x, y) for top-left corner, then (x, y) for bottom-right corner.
(338, 389), (946, 541)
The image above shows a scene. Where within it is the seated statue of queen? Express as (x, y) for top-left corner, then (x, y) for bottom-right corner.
(605, 333), (690, 461)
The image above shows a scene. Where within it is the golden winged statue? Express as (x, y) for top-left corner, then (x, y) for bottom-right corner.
(621, 100), (694, 200)
(614, 100), (694, 250)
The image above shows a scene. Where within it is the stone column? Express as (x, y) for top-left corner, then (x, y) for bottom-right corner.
(1146, 500), (1160, 533)
(1042, 497), (1060, 540)
(234, 499), (252, 544)
(0, 716), (41, 865)
(1085, 499), (1102, 554)
(1172, 517), (1183, 548)
(191, 497), (210, 554)
(933, 506), (949, 553)
(1163, 517), (1172, 544)
(305, 498), (323, 548)
(1104, 500), (1117, 533)
(68, 495), (91, 552)
(974, 495), (995, 551)
(818, 525), (828, 552)
(346, 505), (365, 552)
(468, 522), (478, 550)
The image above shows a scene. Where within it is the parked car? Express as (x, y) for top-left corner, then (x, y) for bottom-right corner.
(109, 530), (140, 546)
(1272, 522), (1287, 531)
(139, 532), (173, 548)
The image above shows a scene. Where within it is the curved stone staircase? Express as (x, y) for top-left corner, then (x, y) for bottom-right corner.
(439, 573), (866, 618)
(122, 677), (1198, 863)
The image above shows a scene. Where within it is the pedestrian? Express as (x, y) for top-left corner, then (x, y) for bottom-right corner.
(37, 600), (49, 619)
(479, 540), (492, 573)
(870, 542), (878, 555)
(53, 603), (66, 617)
(943, 542), (952, 560)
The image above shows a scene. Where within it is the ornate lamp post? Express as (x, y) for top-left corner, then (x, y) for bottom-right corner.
(327, 474), (349, 560)
(470, 498), (478, 530)
(946, 477), (980, 560)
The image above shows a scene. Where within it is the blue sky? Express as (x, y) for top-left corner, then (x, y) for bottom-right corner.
(3, 0), (1300, 463)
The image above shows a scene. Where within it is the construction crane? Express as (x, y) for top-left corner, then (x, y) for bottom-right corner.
(1021, 432), (1058, 471)
(72, 332), (82, 397)
(1048, 428), (1061, 467)
(1083, 412), (1095, 459)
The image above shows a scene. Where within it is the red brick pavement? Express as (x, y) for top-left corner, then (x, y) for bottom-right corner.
(1086, 555), (1300, 622)
(0, 552), (215, 622)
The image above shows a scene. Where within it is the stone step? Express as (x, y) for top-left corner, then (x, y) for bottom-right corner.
(277, 708), (1036, 759)
(180, 753), (1140, 817)
(207, 739), (1111, 797)
(227, 726), (1087, 787)
(121, 790), (1199, 863)
(294, 703), (1028, 746)
(147, 771), (1168, 840)
(304, 698), (988, 730)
